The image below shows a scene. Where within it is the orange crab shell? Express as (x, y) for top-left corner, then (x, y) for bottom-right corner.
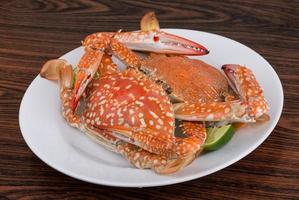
(141, 56), (230, 103)
(82, 69), (176, 155)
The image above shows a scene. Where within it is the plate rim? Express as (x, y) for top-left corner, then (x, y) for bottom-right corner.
(19, 28), (284, 187)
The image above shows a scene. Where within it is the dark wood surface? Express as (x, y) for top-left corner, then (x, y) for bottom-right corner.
(1, 0), (298, 199)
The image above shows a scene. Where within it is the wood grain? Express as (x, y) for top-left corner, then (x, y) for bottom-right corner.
(0, 0), (299, 199)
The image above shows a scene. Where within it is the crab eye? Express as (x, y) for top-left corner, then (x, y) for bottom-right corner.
(153, 35), (159, 42)
(87, 74), (91, 79)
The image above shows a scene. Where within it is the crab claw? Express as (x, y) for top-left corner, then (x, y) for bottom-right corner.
(221, 64), (269, 119)
(153, 31), (209, 55)
(134, 11), (209, 55)
(114, 31), (209, 56)
(222, 64), (264, 102)
(71, 49), (104, 111)
(71, 69), (91, 111)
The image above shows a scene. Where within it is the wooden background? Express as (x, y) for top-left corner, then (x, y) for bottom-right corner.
(1, 0), (298, 199)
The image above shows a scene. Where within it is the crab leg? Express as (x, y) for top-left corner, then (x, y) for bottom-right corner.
(178, 121), (207, 157)
(72, 34), (111, 111)
(109, 38), (141, 68)
(117, 142), (197, 174)
(115, 122), (206, 174)
(72, 49), (104, 107)
(97, 53), (118, 75)
(180, 121), (206, 138)
(173, 65), (269, 123)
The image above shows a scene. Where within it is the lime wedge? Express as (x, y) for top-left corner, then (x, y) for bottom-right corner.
(204, 124), (235, 151)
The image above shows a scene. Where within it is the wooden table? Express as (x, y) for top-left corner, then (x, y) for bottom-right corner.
(1, 0), (298, 199)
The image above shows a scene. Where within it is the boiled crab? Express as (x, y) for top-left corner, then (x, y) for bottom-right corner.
(136, 12), (269, 126)
(41, 62), (205, 174)
(40, 13), (209, 174)
(40, 12), (269, 174)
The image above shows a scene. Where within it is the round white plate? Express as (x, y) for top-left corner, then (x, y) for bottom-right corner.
(19, 29), (283, 187)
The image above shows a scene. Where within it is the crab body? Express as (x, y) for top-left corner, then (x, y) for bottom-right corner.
(82, 69), (176, 155)
(141, 56), (230, 103)
(42, 55), (206, 174)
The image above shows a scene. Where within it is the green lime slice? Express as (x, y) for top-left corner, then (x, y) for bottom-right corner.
(204, 124), (235, 151)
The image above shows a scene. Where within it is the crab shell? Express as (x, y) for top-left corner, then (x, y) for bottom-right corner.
(81, 69), (179, 156)
(141, 56), (231, 103)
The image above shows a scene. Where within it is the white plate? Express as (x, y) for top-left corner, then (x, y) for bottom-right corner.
(19, 29), (283, 187)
